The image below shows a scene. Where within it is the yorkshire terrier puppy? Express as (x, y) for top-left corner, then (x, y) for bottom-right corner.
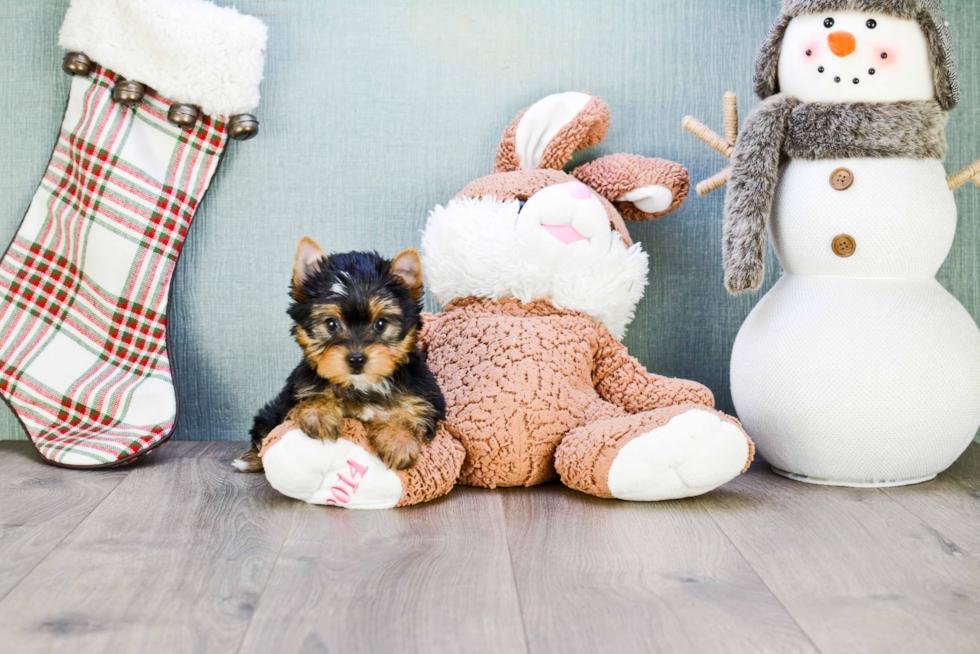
(234, 237), (446, 473)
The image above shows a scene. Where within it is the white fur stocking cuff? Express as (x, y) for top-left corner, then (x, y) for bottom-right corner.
(59, 0), (267, 116)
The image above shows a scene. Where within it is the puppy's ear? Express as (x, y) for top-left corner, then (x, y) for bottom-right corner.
(391, 249), (423, 300)
(495, 92), (610, 173)
(292, 237), (326, 301)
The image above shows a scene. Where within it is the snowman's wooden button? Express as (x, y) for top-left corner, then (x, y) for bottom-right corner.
(830, 168), (854, 191)
(833, 234), (856, 258)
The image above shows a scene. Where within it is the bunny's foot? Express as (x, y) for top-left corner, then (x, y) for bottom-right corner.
(260, 420), (464, 509)
(555, 405), (753, 501)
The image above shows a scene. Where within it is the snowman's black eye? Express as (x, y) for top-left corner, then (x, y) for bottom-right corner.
(866, 19), (877, 29)
(824, 17), (835, 28)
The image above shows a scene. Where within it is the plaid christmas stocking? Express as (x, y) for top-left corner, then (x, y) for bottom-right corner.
(0, 0), (266, 467)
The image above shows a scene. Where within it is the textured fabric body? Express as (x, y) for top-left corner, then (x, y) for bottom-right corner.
(420, 298), (716, 488)
(755, 0), (959, 109)
(0, 65), (227, 465)
(731, 275), (980, 484)
(771, 158), (956, 276)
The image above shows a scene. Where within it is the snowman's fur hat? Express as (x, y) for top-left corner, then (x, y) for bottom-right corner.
(755, 0), (959, 110)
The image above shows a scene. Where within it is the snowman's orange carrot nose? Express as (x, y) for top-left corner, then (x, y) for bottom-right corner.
(828, 31), (856, 57)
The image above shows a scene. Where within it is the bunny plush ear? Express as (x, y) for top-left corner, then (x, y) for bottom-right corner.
(572, 154), (690, 221)
(495, 92), (611, 173)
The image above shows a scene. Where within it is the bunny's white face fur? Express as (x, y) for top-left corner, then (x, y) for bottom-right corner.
(516, 181), (614, 265)
(421, 189), (649, 340)
(777, 11), (934, 104)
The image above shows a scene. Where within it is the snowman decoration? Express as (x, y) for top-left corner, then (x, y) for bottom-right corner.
(686, 0), (980, 486)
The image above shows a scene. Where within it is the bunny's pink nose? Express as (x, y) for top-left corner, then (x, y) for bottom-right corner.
(543, 224), (587, 245)
(564, 181), (593, 200)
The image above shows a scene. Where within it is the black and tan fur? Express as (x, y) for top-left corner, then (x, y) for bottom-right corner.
(234, 238), (446, 472)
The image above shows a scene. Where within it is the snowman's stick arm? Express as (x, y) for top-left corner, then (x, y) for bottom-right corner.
(683, 116), (734, 158)
(948, 158), (980, 191)
(697, 167), (731, 197)
(684, 93), (740, 196)
(724, 92), (739, 146)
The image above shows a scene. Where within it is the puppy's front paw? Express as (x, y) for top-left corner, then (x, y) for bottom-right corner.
(381, 439), (420, 470)
(370, 424), (420, 470)
(289, 405), (341, 442)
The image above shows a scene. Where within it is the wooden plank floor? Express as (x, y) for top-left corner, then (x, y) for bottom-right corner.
(0, 441), (977, 654)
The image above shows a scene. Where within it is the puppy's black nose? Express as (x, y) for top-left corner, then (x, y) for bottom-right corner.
(346, 352), (367, 371)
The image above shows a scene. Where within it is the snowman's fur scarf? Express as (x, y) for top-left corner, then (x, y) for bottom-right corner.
(723, 95), (798, 295)
(421, 197), (649, 340)
(723, 95), (948, 294)
(784, 100), (947, 160)
(755, 0), (958, 110)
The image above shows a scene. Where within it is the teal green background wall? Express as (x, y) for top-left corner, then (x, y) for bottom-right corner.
(1, 0), (979, 443)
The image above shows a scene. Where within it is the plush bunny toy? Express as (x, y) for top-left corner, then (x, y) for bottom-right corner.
(260, 93), (754, 508)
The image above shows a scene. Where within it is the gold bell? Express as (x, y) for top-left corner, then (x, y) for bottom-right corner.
(227, 114), (259, 141)
(112, 80), (146, 106)
(168, 104), (199, 128)
(62, 52), (92, 76)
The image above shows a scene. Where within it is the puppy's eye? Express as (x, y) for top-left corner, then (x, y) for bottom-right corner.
(866, 19), (877, 29)
(325, 318), (340, 333)
(824, 17), (835, 28)
(373, 318), (388, 333)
